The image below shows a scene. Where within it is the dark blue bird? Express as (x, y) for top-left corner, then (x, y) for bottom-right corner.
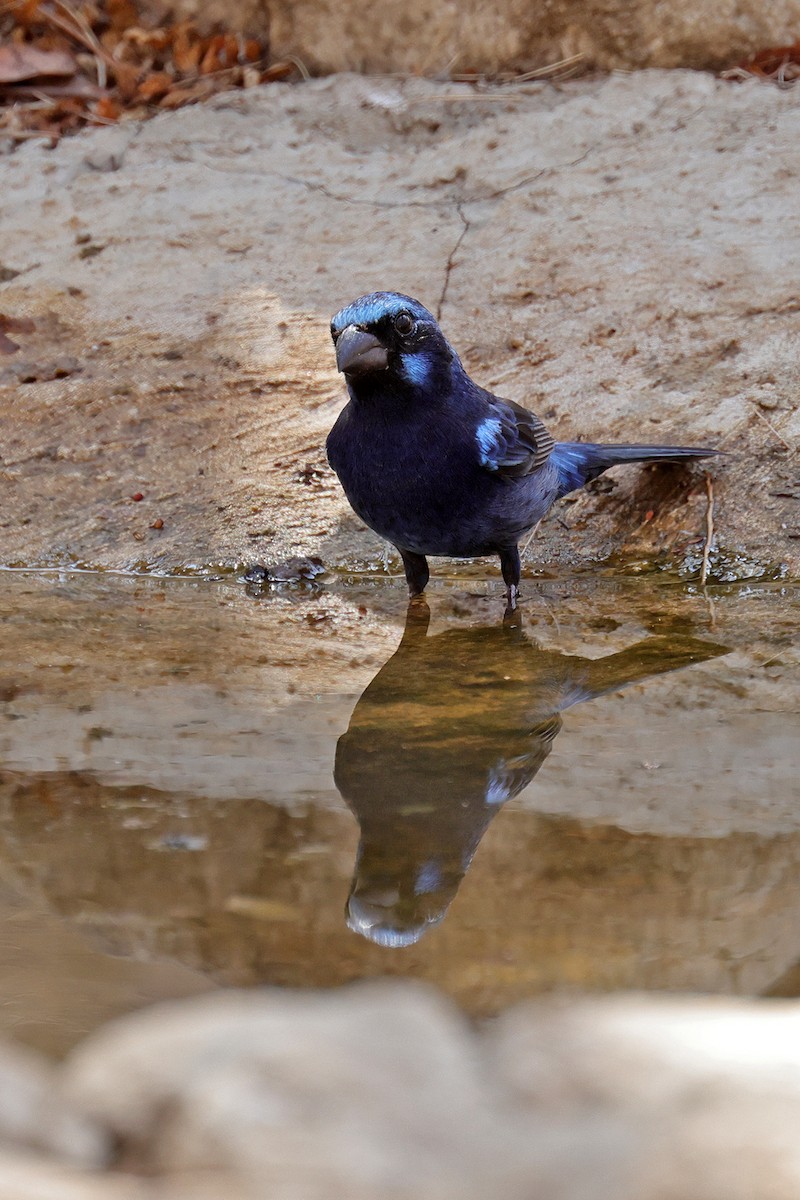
(326, 291), (717, 605)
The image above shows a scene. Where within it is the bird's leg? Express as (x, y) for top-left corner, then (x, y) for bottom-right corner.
(499, 545), (521, 611)
(399, 549), (430, 598)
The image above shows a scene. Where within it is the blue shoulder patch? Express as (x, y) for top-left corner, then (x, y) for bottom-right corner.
(475, 416), (504, 468)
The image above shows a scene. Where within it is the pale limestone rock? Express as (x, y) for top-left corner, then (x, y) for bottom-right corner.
(63, 984), (504, 1196)
(0, 1040), (106, 1167)
(60, 985), (800, 1200)
(0, 1149), (145, 1200)
(490, 994), (800, 1200)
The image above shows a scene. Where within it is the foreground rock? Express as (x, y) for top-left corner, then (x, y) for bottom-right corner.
(0, 1040), (106, 1167)
(40, 984), (800, 1200)
(0, 71), (797, 578)
(4, 983), (800, 1197)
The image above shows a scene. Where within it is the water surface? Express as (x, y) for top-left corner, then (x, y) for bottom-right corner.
(0, 569), (797, 1055)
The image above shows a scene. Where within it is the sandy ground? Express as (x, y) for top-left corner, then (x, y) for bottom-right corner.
(0, 70), (798, 583)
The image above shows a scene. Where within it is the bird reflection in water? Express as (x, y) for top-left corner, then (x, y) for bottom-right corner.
(334, 602), (726, 948)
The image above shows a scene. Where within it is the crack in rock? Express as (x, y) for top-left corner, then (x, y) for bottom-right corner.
(437, 203), (470, 322)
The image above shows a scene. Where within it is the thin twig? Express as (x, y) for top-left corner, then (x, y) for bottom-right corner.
(503, 54), (586, 83)
(54, 0), (106, 57)
(700, 472), (714, 587)
(449, 53), (586, 86)
(520, 519), (542, 560)
(282, 54), (310, 81)
(750, 403), (793, 451)
(39, 0), (111, 88)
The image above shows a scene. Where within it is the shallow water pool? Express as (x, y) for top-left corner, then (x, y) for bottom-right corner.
(0, 569), (797, 1055)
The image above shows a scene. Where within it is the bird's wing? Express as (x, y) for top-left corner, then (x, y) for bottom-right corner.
(475, 394), (556, 479)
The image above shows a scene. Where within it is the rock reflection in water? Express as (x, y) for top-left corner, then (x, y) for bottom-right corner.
(335, 602), (726, 948)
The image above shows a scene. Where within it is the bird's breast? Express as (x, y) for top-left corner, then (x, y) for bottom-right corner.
(327, 404), (557, 556)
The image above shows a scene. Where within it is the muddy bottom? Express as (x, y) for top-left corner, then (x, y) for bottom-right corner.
(0, 567), (797, 1056)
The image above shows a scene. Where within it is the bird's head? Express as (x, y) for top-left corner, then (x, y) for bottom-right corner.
(330, 291), (456, 397)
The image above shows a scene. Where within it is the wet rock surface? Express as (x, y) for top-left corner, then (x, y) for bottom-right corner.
(0, 71), (798, 580)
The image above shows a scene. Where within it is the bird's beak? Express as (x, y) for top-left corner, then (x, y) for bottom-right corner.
(335, 325), (388, 376)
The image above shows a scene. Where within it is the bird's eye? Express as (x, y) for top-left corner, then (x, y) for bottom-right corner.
(393, 312), (415, 336)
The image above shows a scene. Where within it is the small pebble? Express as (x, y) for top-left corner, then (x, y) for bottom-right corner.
(244, 556), (325, 585)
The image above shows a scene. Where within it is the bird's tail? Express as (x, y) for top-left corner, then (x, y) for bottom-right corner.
(551, 441), (718, 497)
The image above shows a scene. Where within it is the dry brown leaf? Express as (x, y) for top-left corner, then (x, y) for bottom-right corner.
(0, 42), (77, 83)
(105, 0), (138, 33)
(734, 40), (800, 81)
(137, 70), (171, 101)
(158, 78), (213, 108)
(112, 59), (141, 100)
(93, 93), (120, 120)
(172, 23), (202, 75)
(198, 33), (259, 75)
(0, 5), (279, 144)
(199, 34), (230, 75)
(119, 26), (170, 55)
(261, 61), (295, 82)
(10, 1), (45, 32)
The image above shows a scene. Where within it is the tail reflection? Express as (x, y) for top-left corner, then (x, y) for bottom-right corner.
(335, 602), (727, 948)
